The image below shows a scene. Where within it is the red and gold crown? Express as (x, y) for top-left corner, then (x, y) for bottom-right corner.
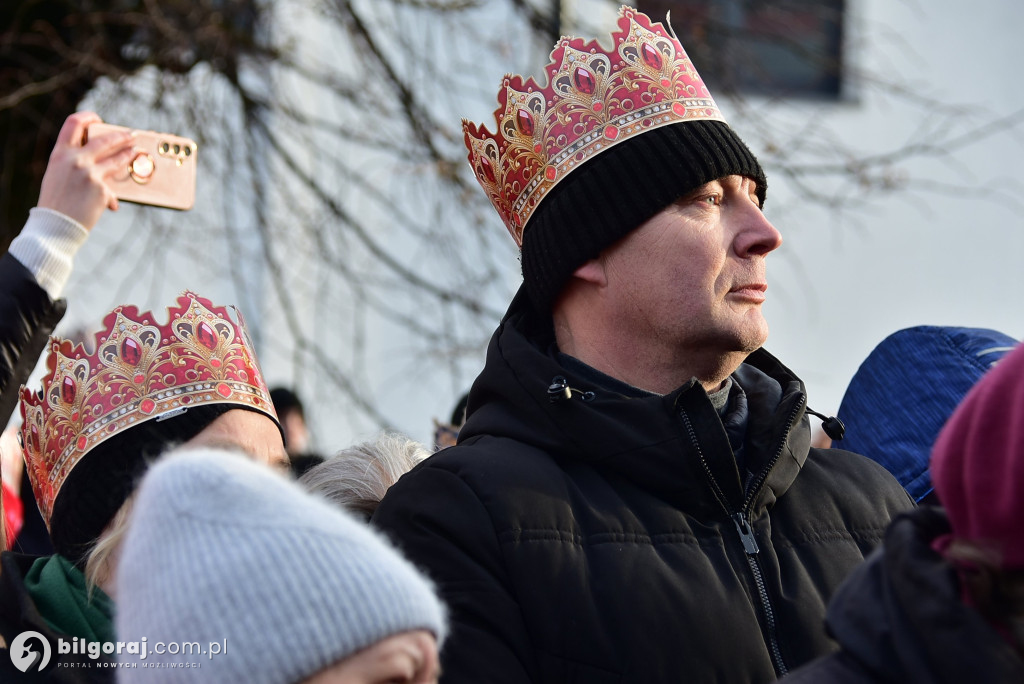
(19, 292), (278, 526)
(463, 6), (727, 244)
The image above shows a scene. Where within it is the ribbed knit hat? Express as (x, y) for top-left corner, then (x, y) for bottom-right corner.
(931, 339), (1024, 569)
(522, 119), (765, 313)
(114, 448), (448, 683)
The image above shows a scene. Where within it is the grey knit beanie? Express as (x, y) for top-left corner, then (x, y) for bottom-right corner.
(114, 448), (447, 683)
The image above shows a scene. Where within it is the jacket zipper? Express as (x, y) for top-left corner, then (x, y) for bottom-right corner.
(731, 513), (787, 677)
(681, 398), (804, 678)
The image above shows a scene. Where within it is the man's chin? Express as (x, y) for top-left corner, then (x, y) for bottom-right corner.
(728, 319), (769, 354)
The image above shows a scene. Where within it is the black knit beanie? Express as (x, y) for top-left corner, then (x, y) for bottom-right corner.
(521, 119), (767, 313)
(49, 403), (233, 565)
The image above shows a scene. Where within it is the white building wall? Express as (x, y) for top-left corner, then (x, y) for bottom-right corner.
(752, 0), (1024, 419)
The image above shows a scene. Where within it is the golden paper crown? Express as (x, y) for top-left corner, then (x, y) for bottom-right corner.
(463, 6), (726, 244)
(19, 292), (277, 526)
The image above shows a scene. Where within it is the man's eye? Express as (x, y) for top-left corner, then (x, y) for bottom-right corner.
(702, 195), (721, 206)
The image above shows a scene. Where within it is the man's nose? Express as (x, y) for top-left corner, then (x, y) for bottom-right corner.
(735, 204), (783, 257)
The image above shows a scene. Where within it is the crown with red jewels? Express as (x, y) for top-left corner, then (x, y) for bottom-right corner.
(19, 292), (278, 527)
(463, 6), (727, 244)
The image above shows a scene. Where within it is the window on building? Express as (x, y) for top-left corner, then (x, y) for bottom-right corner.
(636, 0), (845, 99)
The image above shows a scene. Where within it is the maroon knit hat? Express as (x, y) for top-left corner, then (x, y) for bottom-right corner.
(931, 339), (1024, 568)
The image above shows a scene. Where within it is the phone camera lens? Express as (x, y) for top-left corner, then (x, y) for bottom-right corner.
(160, 142), (170, 154)
(184, 147), (192, 157)
(173, 144), (181, 155)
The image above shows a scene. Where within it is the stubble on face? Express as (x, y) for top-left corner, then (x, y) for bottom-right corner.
(588, 175), (781, 391)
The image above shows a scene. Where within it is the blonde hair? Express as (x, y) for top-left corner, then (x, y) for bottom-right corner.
(946, 538), (1024, 656)
(84, 495), (136, 597)
(299, 432), (430, 520)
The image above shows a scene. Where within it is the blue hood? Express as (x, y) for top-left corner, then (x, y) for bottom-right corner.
(836, 326), (1018, 502)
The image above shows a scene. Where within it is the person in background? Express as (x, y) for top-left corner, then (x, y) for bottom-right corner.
(300, 432), (430, 521)
(834, 326), (1018, 504)
(271, 386), (324, 477)
(782, 335), (1024, 683)
(372, 8), (913, 682)
(0, 292), (285, 681)
(115, 448), (446, 683)
(431, 392), (468, 451)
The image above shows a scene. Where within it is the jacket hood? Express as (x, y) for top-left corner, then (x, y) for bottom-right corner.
(459, 286), (815, 516)
(823, 507), (1024, 683)
(836, 326), (1018, 502)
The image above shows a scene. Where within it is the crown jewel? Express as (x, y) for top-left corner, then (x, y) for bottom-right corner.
(19, 292), (277, 527)
(463, 6), (727, 244)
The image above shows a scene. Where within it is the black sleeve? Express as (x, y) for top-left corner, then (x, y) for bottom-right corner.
(0, 252), (66, 425)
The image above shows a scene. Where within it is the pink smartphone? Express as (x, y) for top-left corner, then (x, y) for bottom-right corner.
(86, 123), (198, 211)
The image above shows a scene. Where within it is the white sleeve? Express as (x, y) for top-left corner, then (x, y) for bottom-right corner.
(7, 207), (90, 300)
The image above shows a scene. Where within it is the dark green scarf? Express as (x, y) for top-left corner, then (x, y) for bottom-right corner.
(22, 554), (115, 644)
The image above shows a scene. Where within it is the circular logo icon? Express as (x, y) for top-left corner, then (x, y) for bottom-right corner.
(9, 630), (52, 673)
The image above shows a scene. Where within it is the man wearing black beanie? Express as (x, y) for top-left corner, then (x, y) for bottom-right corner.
(374, 7), (913, 683)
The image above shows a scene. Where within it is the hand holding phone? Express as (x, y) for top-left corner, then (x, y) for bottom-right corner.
(85, 123), (198, 211)
(36, 112), (135, 230)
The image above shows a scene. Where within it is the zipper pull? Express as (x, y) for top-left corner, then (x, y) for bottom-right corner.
(732, 513), (760, 555)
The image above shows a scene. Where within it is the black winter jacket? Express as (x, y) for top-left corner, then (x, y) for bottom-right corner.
(782, 507), (1024, 684)
(0, 251), (64, 556)
(0, 251), (65, 423)
(373, 290), (914, 684)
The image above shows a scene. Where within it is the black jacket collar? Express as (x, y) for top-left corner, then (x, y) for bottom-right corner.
(460, 286), (814, 518)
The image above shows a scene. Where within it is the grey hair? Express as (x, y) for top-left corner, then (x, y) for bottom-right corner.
(299, 432), (430, 521)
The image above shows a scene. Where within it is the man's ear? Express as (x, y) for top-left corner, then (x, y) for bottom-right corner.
(570, 257), (607, 287)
